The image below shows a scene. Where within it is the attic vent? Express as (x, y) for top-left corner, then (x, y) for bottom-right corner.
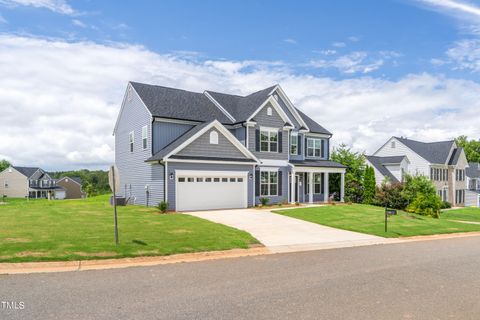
(391, 141), (396, 148)
(210, 131), (219, 145)
(127, 86), (133, 101)
(273, 94), (279, 101)
(8, 168), (12, 173)
(267, 107), (273, 116)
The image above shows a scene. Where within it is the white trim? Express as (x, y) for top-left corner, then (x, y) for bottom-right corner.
(305, 132), (332, 138)
(165, 159), (257, 165)
(259, 167), (279, 172)
(163, 120), (259, 163)
(269, 85), (310, 131)
(129, 131), (135, 153)
(291, 167), (346, 174)
(154, 117), (201, 125)
(245, 121), (257, 127)
(176, 170), (248, 177)
(246, 96), (294, 125)
(259, 159), (289, 167)
(203, 91), (236, 122)
(165, 162), (168, 203)
(142, 125), (148, 150)
(113, 83), (153, 135)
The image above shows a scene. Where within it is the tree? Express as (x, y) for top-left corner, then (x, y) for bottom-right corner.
(0, 159), (10, 172)
(455, 136), (480, 162)
(363, 166), (376, 204)
(330, 144), (366, 203)
(402, 174), (443, 217)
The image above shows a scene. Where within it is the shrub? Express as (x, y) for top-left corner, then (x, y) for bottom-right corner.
(158, 201), (168, 213)
(373, 182), (408, 209)
(407, 193), (442, 218)
(441, 201), (452, 209)
(363, 166), (376, 204)
(259, 197), (269, 206)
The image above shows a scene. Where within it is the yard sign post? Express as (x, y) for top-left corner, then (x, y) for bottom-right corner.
(109, 165), (120, 245)
(384, 207), (397, 233)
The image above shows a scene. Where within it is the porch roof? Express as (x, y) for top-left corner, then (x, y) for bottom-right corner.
(289, 160), (346, 169)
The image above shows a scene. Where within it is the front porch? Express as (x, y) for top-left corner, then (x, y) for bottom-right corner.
(288, 161), (346, 204)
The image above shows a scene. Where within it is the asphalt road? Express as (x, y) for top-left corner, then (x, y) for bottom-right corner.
(2, 236), (480, 320)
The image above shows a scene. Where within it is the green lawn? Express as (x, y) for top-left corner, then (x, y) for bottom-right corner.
(275, 204), (480, 238)
(0, 196), (259, 263)
(440, 207), (480, 223)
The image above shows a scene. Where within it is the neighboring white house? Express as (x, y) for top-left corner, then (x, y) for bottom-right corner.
(366, 137), (468, 207)
(466, 162), (480, 207)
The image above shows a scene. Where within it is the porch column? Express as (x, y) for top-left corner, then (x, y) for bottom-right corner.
(308, 172), (314, 203)
(323, 172), (329, 203)
(290, 170), (296, 204)
(340, 172), (345, 203)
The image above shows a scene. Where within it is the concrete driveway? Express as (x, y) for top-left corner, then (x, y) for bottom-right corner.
(188, 208), (392, 252)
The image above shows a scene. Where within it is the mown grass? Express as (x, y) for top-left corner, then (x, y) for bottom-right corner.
(440, 207), (480, 222)
(0, 195), (259, 263)
(275, 204), (480, 238)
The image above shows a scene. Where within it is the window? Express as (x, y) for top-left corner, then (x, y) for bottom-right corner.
(260, 130), (278, 152)
(142, 126), (148, 150)
(196, 178), (204, 182)
(237, 177), (243, 182)
(205, 178), (212, 182)
(179, 177), (186, 182)
(222, 178), (228, 182)
(214, 178), (220, 182)
(230, 178), (236, 182)
(209, 131), (219, 144)
(307, 138), (323, 157)
(129, 131), (134, 153)
(187, 178), (194, 182)
(4, 181), (8, 188)
(260, 171), (278, 196)
(456, 169), (465, 181)
(290, 133), (298, 155)
(267, 107), (273, 116)
(314, 173), (321, 194)
(391, 141), (396, 148)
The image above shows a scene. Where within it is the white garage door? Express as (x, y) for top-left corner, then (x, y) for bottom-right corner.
(55, 190), (66, 200)
(176, 170), (248, 211)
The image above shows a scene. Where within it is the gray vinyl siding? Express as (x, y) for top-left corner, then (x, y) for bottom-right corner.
(177, 128), (248, 159)
(115, 87), (164, 206)
(166, 162), (255, 210)
(274, 93), (301, 128)
(248, 102), (288, 160)
(256, 166), (289, 205)
(152, 121), (194, 154)
(229, 127), (246, 146)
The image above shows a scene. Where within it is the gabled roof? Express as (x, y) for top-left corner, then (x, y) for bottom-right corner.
(130, 82), (233, 123)
(12, 166), (41, 178)
(365, 156), (404, 183)
(295, 108), (332, 135)
(448, 148), (463, 165)
(467, 162), (480, 179)
(394, 137), (455, 164)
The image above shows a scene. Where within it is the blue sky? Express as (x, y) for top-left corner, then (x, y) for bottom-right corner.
(0, 0), (479, 170)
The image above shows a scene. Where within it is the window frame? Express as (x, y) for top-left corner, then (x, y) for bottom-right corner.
(142, 126), (148, 150)
(129, 131), (134, 153)
(260, 129), (278, 153)
(260, 171), (278, 197)
(290, 133), (298, 155)
(306, 138), (323, 158)
(209, 131), (219, 145)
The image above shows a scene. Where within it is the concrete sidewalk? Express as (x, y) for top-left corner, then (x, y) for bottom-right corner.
(188, 208), (390, 252)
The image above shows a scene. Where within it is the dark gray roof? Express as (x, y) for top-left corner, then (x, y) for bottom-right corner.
(395, 137), (455, 164)
(146, 121), (213, 162)
(12, 166), (40, 178)
(448, 148), (463, 165)
(130, 82), (232, 123)
(71, 177), (82, 184)
(206, 86), (276, 122)
(467, 162), (480, 179)
(365, 156), (400, 183)
(295, 108), (332, 135)
(289, 160), (346, 168)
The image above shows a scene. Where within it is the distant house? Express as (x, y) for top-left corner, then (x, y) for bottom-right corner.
(55, 176), (86, 199)
(0, 166), (84, 200)
(466, 162), (480, 207)
(366, 137), (468, 207)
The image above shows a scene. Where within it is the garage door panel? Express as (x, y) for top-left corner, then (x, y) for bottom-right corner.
(176, 172), (247, 211)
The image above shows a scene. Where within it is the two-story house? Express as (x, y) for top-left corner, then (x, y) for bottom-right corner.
(466, 162), (480, 207)
(113, 82), (346, 211)
(366, 137), (468, 207)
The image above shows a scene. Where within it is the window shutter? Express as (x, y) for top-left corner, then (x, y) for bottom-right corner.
(255, 129), (260, 152)
(278, 170), (282, 196)
(305, 138), (308, 157)
(278, 131), (283, 153)
(321, 140), (325, 158)
(255, 170), (260, 197)
(298, 136), (302, 155)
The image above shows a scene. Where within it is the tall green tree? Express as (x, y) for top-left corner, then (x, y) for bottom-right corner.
(330, 144), (366, 203)
(0, 159), (11, 172)
(363, 166), (376, 204)
(455, 136), (480, 162)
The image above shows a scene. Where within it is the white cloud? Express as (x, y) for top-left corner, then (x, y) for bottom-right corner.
(332, 42), (346, 48)
(283, 38), (297, 44)
(432, 39), (480, 72)
(71, 19), (86, 28)
(0, 0), (75, 15)
(0, 13), (7, 23)
(348, 36), (361, 42)
(309, 51), (384, 74)
(0, 35), (479, 170)
(418, 0), (480, 17)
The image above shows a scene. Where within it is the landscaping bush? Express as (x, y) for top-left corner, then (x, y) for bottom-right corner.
(373, 182), (408, 209)
(401, 174), (437, 205)
(158, 201), (168, 213)
(363, 166), (376, 204)
(259, 197), (269, 206)
(407, 193), (442, 218)
(441, 201), (452, 209)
